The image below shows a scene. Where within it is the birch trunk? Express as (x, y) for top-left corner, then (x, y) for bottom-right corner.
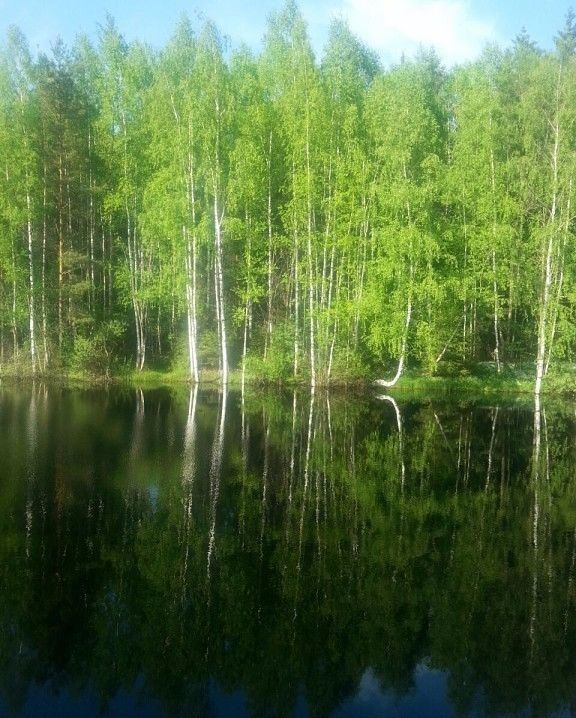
(535, 72), (562, 396)
(11, 235), (17, 358)
(184, 226), (199, 383)
(41, 165), (48, 370)
(88, 127), (96, 315)
(213, 194), (228, 385)
(264, 133), (273, 360)
(304, 90), (316, 388)
(292, 201), (299, 379)
(185, 133), (199, 383)
(375, 293), (412, 388)
(127, 208), (146, 371)
(545, 181), (571, 375)
(58, 154), (64, 351)
(241, 214), (252, 395)
(489, 135), (502, 372)
(26, 186), (36, 374)
(376, 215), (414, 389)
(173, 97), (200, 383)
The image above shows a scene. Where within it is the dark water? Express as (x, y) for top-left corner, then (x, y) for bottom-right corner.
(0, 386), (575, 718)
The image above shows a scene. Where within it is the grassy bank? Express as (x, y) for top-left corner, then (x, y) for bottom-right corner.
(0, 360), (572, 398)
(386, 370), (534, 398)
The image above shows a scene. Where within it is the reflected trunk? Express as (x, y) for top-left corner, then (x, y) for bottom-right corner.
(207, 389), (227, 579)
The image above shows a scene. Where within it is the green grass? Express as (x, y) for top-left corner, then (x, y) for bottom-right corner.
(1, 358), (574, 398)
(389, 369), (534, 398)
(384, 375), (534, 405)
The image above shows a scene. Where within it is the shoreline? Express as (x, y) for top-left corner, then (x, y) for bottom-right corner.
(0, 364), (571, 399)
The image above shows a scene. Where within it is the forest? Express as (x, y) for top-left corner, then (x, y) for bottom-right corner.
(1, 1), (576, 392)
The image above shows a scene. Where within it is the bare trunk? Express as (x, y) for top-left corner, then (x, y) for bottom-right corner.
(375, 291), (412, 389)
(11, 235), (17, 358)
(58, 155), (64, 351)
(127, 205), (146, 371)
(189, 141), (199, 382)
(177, 103), (200, 384)
(88, 127), (96, 314)
(213, 195), (228, 385)
(535, 77), (561, 396)
(353, 184), (370, 351)
(264, 134), (273, 360)
(307, 219), (315, 387)
(489, 136), (501, 373)
(492, 249), (501, 372)
(184, 226), (199, 383)
(535, 227), (555, 396)
(293, 206), (299, 379)
(462, 203), (468, 360)
(41, 165), (48, 369)
(545, 179), (571, 376)
(305, 108), (316, 388)
(26, 187), (36, 374)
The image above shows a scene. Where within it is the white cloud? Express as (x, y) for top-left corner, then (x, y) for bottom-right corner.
(331, 0), (496, 66)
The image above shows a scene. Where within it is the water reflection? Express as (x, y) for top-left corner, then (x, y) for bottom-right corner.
(0, 387), (575, 717)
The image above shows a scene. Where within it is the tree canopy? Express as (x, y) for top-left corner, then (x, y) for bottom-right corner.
(1, 6), (576, 393)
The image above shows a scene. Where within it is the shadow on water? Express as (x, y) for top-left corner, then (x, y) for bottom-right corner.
(0, 384), (575, 717)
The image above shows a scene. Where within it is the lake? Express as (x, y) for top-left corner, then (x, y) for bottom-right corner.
(0, 385), (574, 718)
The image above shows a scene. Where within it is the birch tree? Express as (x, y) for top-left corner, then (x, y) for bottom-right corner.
(367, 57), (444, 385)
(195, 22), (232, 384)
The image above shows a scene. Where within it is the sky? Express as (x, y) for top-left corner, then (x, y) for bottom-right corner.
(0, 0), (573, 67)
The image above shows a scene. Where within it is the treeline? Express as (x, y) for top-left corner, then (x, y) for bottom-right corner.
(1, 2), (576, 391)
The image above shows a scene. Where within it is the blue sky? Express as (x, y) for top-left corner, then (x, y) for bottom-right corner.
(0, 0), (573, 66)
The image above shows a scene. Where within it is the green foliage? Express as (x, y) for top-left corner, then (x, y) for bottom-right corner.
(70, 320), (125, 377)
(246, 322), (295, 382)
(1, 6), (576, 391)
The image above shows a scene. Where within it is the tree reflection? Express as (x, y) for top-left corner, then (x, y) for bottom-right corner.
(0, 388), (574, 716)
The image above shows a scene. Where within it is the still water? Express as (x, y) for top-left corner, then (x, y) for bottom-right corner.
(0, 385), (575, 718)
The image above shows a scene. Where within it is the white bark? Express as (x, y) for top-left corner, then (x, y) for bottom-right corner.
(184, 225), (199, 383)
(213, 194), (228, 385)
(535, 73), (562, 396)
(182, 385), (199, 485)
(207, 389), (227, 579)
(26, 187), (36, 374)
(88, 127), (95, 314)
(375, 293), (412, 389)
(127, 208), (146, 372)
(492, 249), (501, 372)
(376, 394), (405, 488)
(489, 135), (502, 373)
(297, 389), (315, 577)
(58, 155), (64, 350)
(307, 214), (316, 388)
(530, 392), (543, 656)
(41, 166), (48, 370)
(241, 210), (252, 395)
(11, 235), (17, 358)
(545, 179), (571, 376)
(264, 133), (273, 360)
(174, 99), (200, 383)
(292, 204), (300, 379)
(305, 101), (316, 388)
